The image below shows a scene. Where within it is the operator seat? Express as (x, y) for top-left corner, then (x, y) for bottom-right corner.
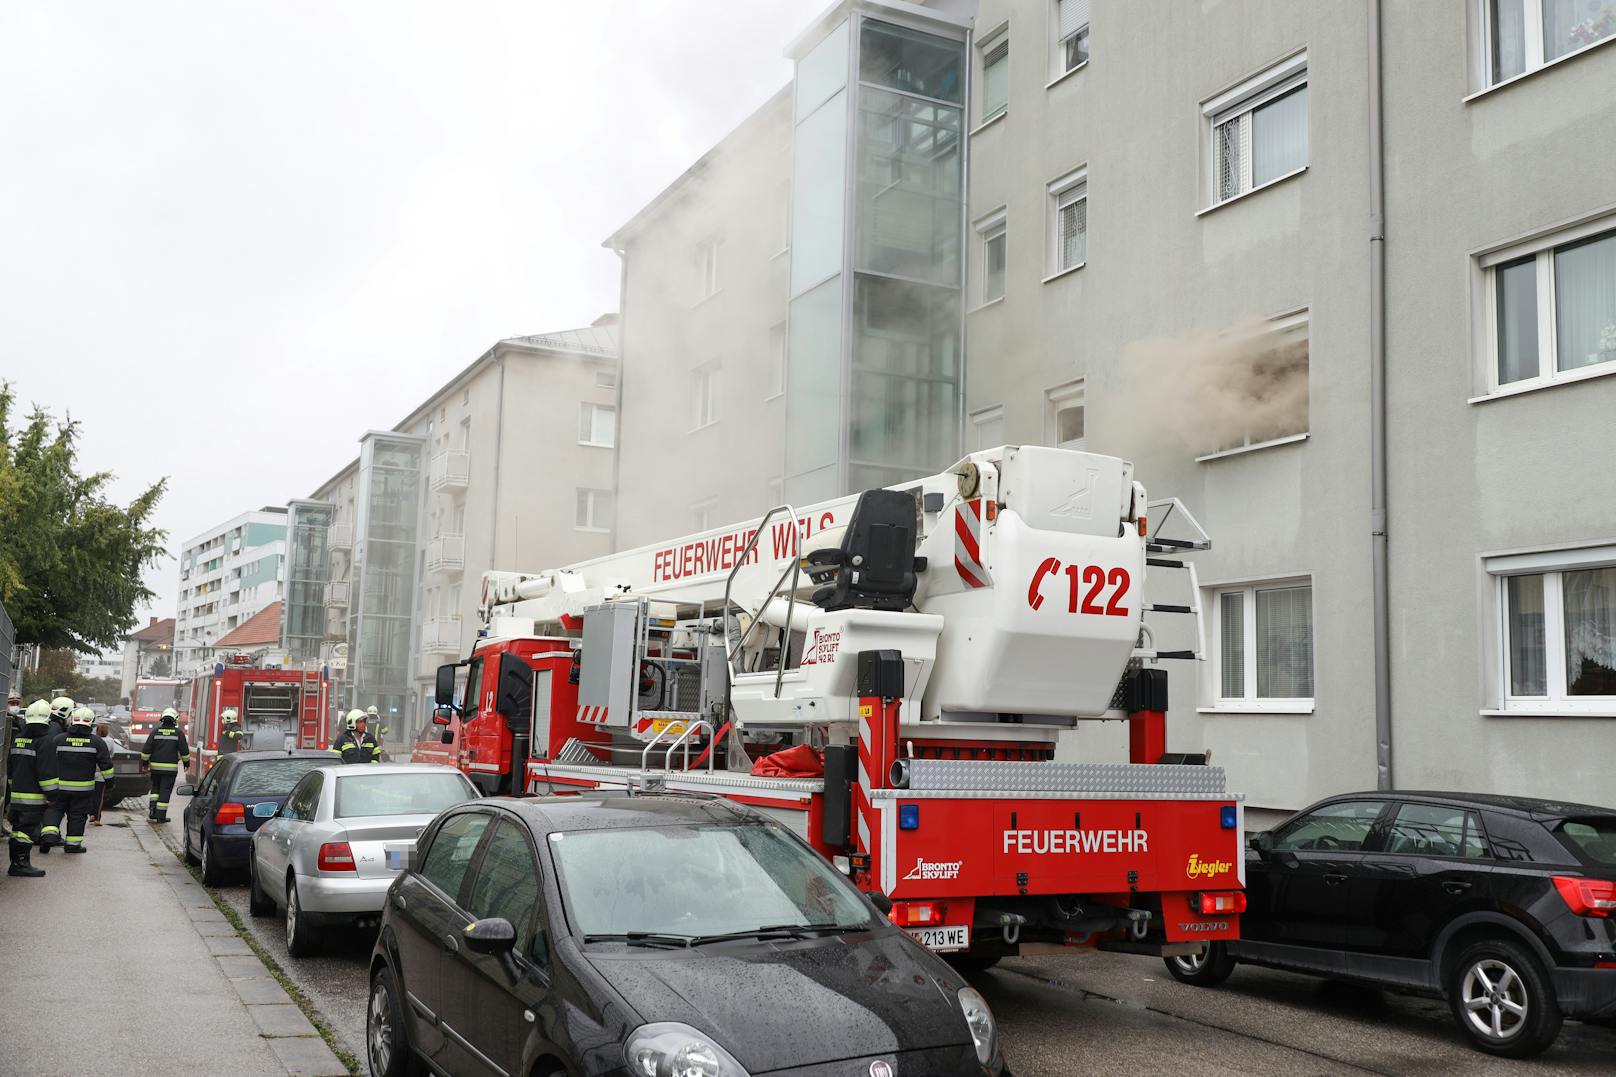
(806, 489), (920, 612)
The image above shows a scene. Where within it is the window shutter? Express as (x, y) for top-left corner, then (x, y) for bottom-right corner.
(1058, 0), (1090, 39)
(1058, 190), (1087, 269)
(1255, 585), (1313, 698)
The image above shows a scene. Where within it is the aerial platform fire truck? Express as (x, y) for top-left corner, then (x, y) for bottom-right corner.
(189, 654), (332, 778)
(419, 445), (1244, 965)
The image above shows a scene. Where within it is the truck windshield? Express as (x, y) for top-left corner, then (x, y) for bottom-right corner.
(133, 683), (185, 712)
(334, 772), (476, 819)
(1556, 817), (1616, 868)
(552, 823), (876, 941)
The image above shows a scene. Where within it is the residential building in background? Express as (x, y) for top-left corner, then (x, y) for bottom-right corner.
(603, 0), (1616, 812)
(119, 616), (175, 698)
(173, 507), (288, 673)
(74, 650), (122, 682)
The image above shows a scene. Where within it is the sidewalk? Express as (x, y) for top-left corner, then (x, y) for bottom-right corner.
(0, 812), (350, 1077)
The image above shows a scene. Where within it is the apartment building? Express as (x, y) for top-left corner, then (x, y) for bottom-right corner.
(173, 507), (287, 673)
(119, 616), (175, 698)
(604, 0), (1616, 811)
(303, 320), (620, 746)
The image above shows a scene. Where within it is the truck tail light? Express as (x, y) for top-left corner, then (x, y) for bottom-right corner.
(1192, 891), (1246, 915)
(1553, 876), (1616, 918)
(317, 842), (357, 872)
(214, 802), (245, 826)
(890, 901), (943, 926)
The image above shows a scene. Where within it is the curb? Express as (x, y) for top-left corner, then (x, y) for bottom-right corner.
(129, 820), (353, 1077)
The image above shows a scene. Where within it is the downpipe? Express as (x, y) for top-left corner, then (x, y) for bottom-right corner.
(1368, 0), (1393, 791)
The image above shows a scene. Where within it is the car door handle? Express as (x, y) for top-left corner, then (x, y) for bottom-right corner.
(391, 893), (406, 910)
(443, 933), (460, 954)
(1443, 881), (1472, 895)
(1322, 873), (1348, 886)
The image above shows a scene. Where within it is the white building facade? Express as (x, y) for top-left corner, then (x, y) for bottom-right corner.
(173, 507), (288, 674)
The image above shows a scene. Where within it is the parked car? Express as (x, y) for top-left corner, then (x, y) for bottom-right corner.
(93, 720), (149, 808)
(177, 750), (332, 885)
(251, 763), (479, 957)
(1164, 792), (1616, 1057)
(365, 793), (1007, 1077)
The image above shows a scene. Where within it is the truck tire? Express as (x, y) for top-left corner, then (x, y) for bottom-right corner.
(1446, 938), (1561, 1058)
(1163, 943), (1236, 987)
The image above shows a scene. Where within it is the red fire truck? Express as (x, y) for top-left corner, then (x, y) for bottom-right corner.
(128, 677), (192, 746)
(189, 655), (332, 778)
(418, 445), (1242, 967)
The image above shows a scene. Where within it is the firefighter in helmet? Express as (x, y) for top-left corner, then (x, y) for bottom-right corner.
(332, 710), (381, 764)
(48, 696), (75, 738)
(140, 707), (191, 823)
(39, 706), (112, 853)
(365, 705), (388, 758)
(6, 701), (57, 877)
(219, 708), (246, 755)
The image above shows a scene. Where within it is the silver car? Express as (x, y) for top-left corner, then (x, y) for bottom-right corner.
(248, 763), (478, 957)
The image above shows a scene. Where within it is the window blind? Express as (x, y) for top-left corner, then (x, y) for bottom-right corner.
(1059, 0), (1090, 39)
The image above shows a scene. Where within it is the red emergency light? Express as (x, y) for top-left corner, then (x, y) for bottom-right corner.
(1190, 891), (1246, 915)
(889, 901), (945, 927)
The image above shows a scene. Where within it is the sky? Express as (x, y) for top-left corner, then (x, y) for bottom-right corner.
(0, 0), (807, 626)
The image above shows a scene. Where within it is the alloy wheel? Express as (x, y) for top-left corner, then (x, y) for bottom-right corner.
(369, 978), (394, 1074)
(286, 882), (299, 949)
(1461, 957), (1528, 1042)
(1171, 947), (1208, 975)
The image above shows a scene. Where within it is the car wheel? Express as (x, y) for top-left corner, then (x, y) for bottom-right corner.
(1163, 943), (1237, 987)
(199, 835), (224, 886)
(368, 964), (427, 1077)
(1447, 938), (1562, 1057)
(248, 857), (275, 918)
(182, 825), (200, 866)
(285, 878), (324, 958)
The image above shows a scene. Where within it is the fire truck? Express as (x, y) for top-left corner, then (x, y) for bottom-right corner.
(188, 654), (332, 778)
(420, 445), (1244, 965)
(128, 677), (192, 746)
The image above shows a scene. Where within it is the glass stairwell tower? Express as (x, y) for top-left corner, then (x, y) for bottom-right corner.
(784, 2), (969, 504)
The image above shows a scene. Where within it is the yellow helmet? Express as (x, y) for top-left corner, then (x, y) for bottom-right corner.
(345, 709), (366, 731)
(51, 696), (75, 717)
(222, 707), (240, 725)
(25, 699), (52, 722)
(70, 706), (95, 725)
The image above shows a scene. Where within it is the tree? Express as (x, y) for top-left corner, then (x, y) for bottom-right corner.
(0, 383), (167, 653)
(20, 647), (80, 699)
(148, 652), (172, 677)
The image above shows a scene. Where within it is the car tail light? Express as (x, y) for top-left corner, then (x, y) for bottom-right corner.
(1192, 891), (1247, 915)
(317, 842), (356, 872)
(890, 901), (943, 926)
(1553, 876), (1616, 918)
(214, 802), (245, 826)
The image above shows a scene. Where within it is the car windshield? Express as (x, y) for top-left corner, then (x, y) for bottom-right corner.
(133, 683), (185, 712)
(229, 758), (328, 797)
(551, 823), (876, 940)
(334, 771), (475, 819)
(1555, 817), (1616, 868)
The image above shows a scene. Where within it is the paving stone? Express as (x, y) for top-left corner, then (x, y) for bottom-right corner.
(248, 1004), (318, 1038)
(188, 906), (229, 923)
(266, 1034), (350, 1077)
(231, 977), (294, 1006)
(196, 921), (239, 937)
(206, 935), (254, 956)
(217, 955), (269, 978)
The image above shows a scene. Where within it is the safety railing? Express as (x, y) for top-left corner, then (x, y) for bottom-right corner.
(639, 718), (714, 774)
(722, 504), (805, 700)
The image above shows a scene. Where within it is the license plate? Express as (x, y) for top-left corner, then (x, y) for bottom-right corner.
(252, 802), (278, 818)
(905, 925), (970, 952)
(384, 845), (411, 871)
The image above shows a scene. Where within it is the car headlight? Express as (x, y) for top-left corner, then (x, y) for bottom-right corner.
(624, 1022), (751, 1077)
(957, 985), (996, 1066)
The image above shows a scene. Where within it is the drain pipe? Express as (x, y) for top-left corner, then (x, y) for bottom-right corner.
(1368, 0), (1392, 790)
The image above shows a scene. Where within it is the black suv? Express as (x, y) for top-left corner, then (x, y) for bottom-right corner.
(1164, 792), (1616, 1057)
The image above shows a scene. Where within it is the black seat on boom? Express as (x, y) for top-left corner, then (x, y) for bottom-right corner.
(806, 489), (919, 612)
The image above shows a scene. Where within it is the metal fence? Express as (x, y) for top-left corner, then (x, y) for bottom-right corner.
(1, 600), (13, 808)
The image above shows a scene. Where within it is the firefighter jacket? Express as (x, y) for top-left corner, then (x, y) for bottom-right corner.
(45, 726), (113, 796)
(142, 722), (191, 772)
(220, 727), (246, 754)
(7, 720), (59, 807)
(331, 729), (381, 764)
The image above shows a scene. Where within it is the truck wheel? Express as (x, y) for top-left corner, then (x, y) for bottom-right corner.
(1447, 938), (1561, 1057)
(286, 878), (324, 958)
(1163, 943), (1236, 987)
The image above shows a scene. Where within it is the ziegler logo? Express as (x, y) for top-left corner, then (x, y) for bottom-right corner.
(1186, 853), (1233, 880)
(1178, 921), (1229, 933)
(902, 856), (963, 881)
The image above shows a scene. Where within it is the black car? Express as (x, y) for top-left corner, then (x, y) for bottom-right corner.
(177, 750), (333, 885)
(94, 720), (150, 808)
(1164, 791), (1616, 1057)
(367, 794), (1007, 1077)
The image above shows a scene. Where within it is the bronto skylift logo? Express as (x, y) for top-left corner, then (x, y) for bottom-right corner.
(902, 856), (963, 881)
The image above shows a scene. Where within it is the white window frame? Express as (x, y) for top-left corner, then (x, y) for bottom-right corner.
(577, 402), (615, 448)
(1045, 166), (1088, 280)
(696, 237), (723, 301)
(594, 370), (618, 390)
(969, 404), (1006, 452)
(1474, 213), (1616, 399)
(1477, 0), (1616, 90)
(1487, 544), (1616, 716)
(1194, 308), (1311, 460)
(691, 362), (721, 431)
(767, 322), (787, 400)
(973, 208), (1008, 308)
(1200, 51), (1308, 211)
(977, 27), (1010, 127)
(1043, 379), (1085, 450)
(691, 499), (719, 533)
(1204, 577), (1316, 714)
(574, 488), (613, 533)
(1050, 0), (1090, 83)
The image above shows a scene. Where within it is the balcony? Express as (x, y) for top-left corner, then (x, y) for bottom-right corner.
(425, 533), (465, 575)
(420, 618), (463, 656)
(325, 580), (351, 608)
(429, 450), (470, 492)
(328, 524), (353, 551)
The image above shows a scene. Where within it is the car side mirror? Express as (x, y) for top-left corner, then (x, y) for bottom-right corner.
(432, 707), (453, 726)
(176, 785), (195, 797)
(1249, 831), (1274, 859)
(435, 663), (460, 708)
(441, 729), (454, 745)
(866, 891), (894, 916)
(464, 917), (517, 956)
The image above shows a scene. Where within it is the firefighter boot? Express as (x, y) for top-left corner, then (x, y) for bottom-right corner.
(8, 848), (45, 878)
(64, 845), (87, 854)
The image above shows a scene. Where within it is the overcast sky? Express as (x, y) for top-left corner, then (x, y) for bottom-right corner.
(0, 0), (805, 627)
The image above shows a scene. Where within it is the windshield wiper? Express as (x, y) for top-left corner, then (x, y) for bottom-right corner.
(689, 922), (869, 946)
(581, 932), (694, 949)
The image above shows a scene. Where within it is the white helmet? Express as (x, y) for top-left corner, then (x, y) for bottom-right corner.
(70, 706), (95, 725)
(160, 707), (179, 724)
(345, 709), (366, 731)
(51, 696), (75, 718)
(25, 699), (52, 723)
(222, 708), (240, 725)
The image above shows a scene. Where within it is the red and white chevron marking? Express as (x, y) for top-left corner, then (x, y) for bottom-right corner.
(854, 696), (898, 877)
(954, 498), (990, 589)
(574, 705), (611, 725)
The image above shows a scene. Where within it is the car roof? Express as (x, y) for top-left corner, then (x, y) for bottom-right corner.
(1329, 790), (1614, 821)
(225, 750), (333, 764)
(486, 792), (756, 834)
(313, 762), (467, 778)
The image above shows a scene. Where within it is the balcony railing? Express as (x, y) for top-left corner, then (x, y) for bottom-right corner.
(425, 533), (466, 575)
(325, 580), (351, 607)
(328, 524), (353, 551)
(429, 450), (470, 492)
(420, 618), (463, 656)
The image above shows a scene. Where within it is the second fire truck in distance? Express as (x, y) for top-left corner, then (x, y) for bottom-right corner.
(417, 445), (1245, 968)
(189, 655), (332, 778)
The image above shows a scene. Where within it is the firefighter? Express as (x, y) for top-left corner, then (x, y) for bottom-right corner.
(7, 701), (57, 877)
(48, 696), (74, 738)
(331, 710), (381, 764)
(365, 705), (389, 760)
(140, 707), (190, 823)
(219, 708), (246, 755)
(39, 706), (112, 853)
